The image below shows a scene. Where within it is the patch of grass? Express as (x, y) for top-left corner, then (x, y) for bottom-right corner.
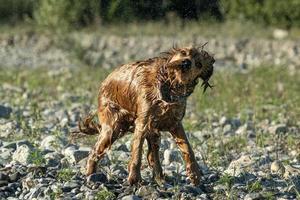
(49, 188), (63, 200)
(57, 168), (75, 182)
(2, 20), (300, 39)
(216, 173), (237, 199)
(247, 180), (263, 193)
(191, 66), (300, 124)
(262, 191), (275, 200)
(29, 149), (46, 166)
(217, 173), (235, 190)
(95, 187), (116, 200)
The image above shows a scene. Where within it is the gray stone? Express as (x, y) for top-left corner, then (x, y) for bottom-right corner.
(163, 149), (180, 165)
(12, 144), (33, 165)
(62, 181), (79, 192)
(219, 116), (229, 125)
(64, 147), (90, 164)
(0, 180), (8, 186)
(27, 187), (41, 199)
(244, 192), (263, 200)
(74, 193), (84, 199)
(0, 172), (9, 181)
(9, 172), (21, 182)
(0, 105), (12, 119)
(44, 152), (62, 167)
(40, 135), (65, 151)
(273, 29), (288, 40)
(0, 120), (17, 138)
(225, 155), (254, 176)
(271, 160), (285, 175)
(183, 185), (203, 195)
(121, 195), (142, 200)
(87, 172), (107, 183)
(268, 124), (288, 134)
(115, 144), (129, 152)
(223, 124), (232, 134)
(137, 185), (159, 198)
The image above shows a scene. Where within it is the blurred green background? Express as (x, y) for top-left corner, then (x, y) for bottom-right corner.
(1, 0), (300, 29)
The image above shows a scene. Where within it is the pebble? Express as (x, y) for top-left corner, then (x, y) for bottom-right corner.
(163, 149), (180, 165)
(87, 172), (108, 183)
(271, 161), (285, 175)
(40, 135), (65, 151)
(0, 105), (12, 119)
(121, 195), (142, 200)
(268, 124), (288, 134)
(63, 146), (89, 164)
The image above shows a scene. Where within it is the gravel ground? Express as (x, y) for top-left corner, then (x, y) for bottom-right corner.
(0, 32), (300, 200)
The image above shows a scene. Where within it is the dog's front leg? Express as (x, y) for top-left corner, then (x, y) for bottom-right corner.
(170, 123), (202, 185)
(146, 134), (164, 185)
(128, 117), (147, 185)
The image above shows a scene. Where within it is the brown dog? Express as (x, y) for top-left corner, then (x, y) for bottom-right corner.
(76, 46), (214, 185)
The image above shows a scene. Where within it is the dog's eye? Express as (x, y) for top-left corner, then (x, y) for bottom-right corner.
(180, 50), (187, 56)
(181, 59), (192, 72)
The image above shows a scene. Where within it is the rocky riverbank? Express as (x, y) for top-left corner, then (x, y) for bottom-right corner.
(1, 31), (300, 71)
(0, 31), (300, 199)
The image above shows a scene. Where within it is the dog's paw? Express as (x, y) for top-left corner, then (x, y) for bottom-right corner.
(188, 162), (203, 185)
(128, 171), (142, 185)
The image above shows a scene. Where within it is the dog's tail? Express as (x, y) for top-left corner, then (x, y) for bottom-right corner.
(69, 111), (101, 141)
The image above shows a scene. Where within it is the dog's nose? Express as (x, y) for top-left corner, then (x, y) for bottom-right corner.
(181, 59), (192, 71)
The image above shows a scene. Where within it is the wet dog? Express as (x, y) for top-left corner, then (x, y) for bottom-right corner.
(74, 46), (214, 185)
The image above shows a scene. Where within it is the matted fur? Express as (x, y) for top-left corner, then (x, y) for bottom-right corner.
(72, 46), (215, 185)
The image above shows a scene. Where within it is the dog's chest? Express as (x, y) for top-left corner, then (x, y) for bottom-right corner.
(149, 100), (186, 131)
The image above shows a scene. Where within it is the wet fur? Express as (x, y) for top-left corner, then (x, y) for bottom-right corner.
(73, 46), (215, 185)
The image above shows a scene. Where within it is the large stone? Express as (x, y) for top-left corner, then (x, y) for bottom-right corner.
(44, 152), (63, 167)
(0, 105), (12, 119)
(270, 160), (285, 175)
(12, 144), (33, 165)
(0, 120), (17, 138)
(87, 172), (107, 183)
(121, 195), (142, 200)
(225, 155), (254, 176)
(268, 124), (288, 134)
(64, 146), (90, 164)
(273, 29), (288, 40)
(163, 149), (181, 165)
(40, 135), (65, 151)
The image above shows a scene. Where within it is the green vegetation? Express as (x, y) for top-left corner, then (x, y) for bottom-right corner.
(1, 66), (299, 124)
(1, 0), (300, 29)
(95, 187), (116, 200)
(221, 0), (300, 28)
(57, 168), (76, 182)
(247, 180), (263, 193)
(192, 66), (300, 123)
(29, 149), (46, 166)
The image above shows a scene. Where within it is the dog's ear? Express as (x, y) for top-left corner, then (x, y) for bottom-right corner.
(165, 59), (183, 69)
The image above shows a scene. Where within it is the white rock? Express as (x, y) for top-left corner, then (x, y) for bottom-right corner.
(40, 135), (64, 151)
(64, 146), (90, 164)
(12, 144), (32, 165)
(163, 149), (180, 165)
(273, 29), (288, 40)
(268, 124), (287, 134)
(225, 155), (254, 176)
(270, 160), (285, 175)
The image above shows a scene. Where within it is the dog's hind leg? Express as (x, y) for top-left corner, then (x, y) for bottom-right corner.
(146, 134), (164, 185)
(170, 123), (203, 185)
(86, 124), (116, 175)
